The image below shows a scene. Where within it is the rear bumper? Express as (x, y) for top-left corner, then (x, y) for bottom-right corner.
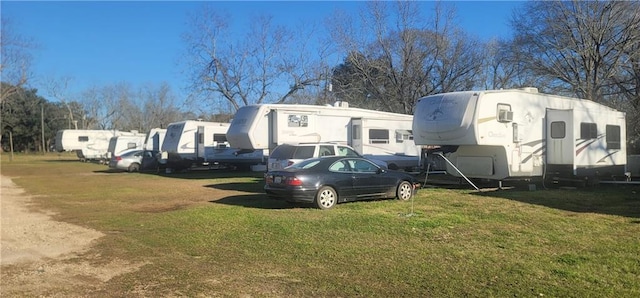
(264, 186), (318, 203)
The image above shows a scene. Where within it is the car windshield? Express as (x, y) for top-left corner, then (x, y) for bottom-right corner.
(288, 158), (321, 169)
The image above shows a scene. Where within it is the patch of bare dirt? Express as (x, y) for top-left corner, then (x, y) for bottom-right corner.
(1, 175), (145, 296)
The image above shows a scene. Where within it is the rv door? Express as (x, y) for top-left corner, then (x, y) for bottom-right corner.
(197, 126), (205, 161)
(545, 109), (574, 166)
(351, 118), (363, 154)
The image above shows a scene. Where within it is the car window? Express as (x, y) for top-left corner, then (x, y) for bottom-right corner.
(270, 145), (296, 159)
(348, 159), (378, 173)
(319, 145), (335, 157)
(338, 146), (360, 157)
(293, 146), (315, 159)
(290, 159), (320, 169)
(329, 160), (350, 172)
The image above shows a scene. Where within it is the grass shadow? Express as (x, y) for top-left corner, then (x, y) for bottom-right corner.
(472, 184), (640, 218)
(209, 193), (307, 209)
(204, 180), (264, 193)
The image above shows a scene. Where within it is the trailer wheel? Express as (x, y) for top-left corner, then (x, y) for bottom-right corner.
(128, 163), (140, 172)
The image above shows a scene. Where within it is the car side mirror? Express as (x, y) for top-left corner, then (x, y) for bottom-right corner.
(377, 168), (386, 174)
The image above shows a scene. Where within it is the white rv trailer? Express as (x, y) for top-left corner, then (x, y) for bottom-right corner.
(226, 102), (421, 171)
(106, 132), (147, 159)
(159, 120), (264, 171)
(144, 128), (166, 151)
(55, 129), (131, 162)
(412, 88), (627, 183)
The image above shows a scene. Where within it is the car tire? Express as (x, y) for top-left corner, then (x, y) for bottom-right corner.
(315, 186), (337, 210)
(396, 181), (413, 201)
(128, 163), (140, 173)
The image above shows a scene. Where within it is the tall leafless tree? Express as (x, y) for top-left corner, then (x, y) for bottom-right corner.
(0, 17), (35, 103)
(511, 0), (640, 102)
(181, 4), (329, 112)
(326, 1), (485, 114)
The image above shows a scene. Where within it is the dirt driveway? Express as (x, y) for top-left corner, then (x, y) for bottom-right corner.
(1, 175), (143, 296)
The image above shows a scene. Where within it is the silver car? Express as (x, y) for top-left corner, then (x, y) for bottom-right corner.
(108, 149), (159, 172)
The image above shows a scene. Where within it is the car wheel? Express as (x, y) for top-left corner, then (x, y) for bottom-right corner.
(396, 181), (413, 201)
(128, 163), (140, 172)
(315, 186), (337, 210)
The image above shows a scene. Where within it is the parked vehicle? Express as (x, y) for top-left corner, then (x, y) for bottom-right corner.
(159, 120), (264, 172)
(109, 149), (159, 172)
(226, 101), (422, 171)
(55, 129), (138, 163)
(106, 133), (147, 159)
(267, 142), (386, 171)
(412, 87), (627, 185)
(264, 156), (419, 210)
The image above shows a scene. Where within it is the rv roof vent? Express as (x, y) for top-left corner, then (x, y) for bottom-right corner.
(520, 87), (538, 93)
(334, 101), (349, 108)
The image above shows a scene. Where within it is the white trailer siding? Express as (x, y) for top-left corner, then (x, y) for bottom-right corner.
(413, 88), (626, 180)
(144, 128), (166, 151)
(227, 103), (421, 170)
(160, 120), (263, 170)
(107, 134), (147, 158)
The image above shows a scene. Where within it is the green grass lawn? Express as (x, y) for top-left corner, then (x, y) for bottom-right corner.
(2, 152), (639, 296)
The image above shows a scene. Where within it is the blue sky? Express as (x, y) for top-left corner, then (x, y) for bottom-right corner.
(2, 1), (522, 103)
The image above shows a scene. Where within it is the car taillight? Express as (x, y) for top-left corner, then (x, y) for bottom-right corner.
(287, 177), (303, 186)
(115, 156), (122, 161)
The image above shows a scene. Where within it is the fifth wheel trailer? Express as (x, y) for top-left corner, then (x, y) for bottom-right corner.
(412, 88), (627, 184)
(159, 120), (264, 171)
(226, 102), (421, 171)
(54, 129), (139, 162)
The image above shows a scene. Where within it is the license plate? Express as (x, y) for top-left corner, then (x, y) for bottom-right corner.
(274, 176), (282, 184)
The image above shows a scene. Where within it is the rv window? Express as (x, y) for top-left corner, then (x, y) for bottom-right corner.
(580, 123), (597, 139)
(287, 114), (308, 127)
(127, 142), (137, 149)
(497, 104), (513, 123)
(369, 129), (389, 144)
(78, 136), (89, 142)
(550, 121), (566, 139)
(213, 134), (227, 143)
(606, 125), (621, 150)
(352, 125), (361, 140)
(395, 130), (413, 143)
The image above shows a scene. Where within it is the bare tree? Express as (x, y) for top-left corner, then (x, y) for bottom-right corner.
(182, 4), (328, 112)
(511, 0), (640, 101)
(138, 82), (185, 130)
(81, 83), (133, 130)
(326, 1), (484, 114)
(42, 75), (84, 129)
(0, 17), (35, 103)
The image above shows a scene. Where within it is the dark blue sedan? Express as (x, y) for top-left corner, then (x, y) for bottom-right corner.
(264, 156), (420, 209)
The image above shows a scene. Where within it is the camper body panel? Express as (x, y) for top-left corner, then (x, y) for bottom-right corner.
(144, 128), (166, 151)
(160, 120), (263, 170)
(413, 89), (627, 180)
(227, 103), (420, 170)
(55, 129), (135, 162)
(107, 133), (147, 159)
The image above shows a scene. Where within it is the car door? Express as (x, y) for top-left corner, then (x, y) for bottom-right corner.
(140, 150), (158, 171)
(348, 159), (394, 198)
(327, 159), (357, 199)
